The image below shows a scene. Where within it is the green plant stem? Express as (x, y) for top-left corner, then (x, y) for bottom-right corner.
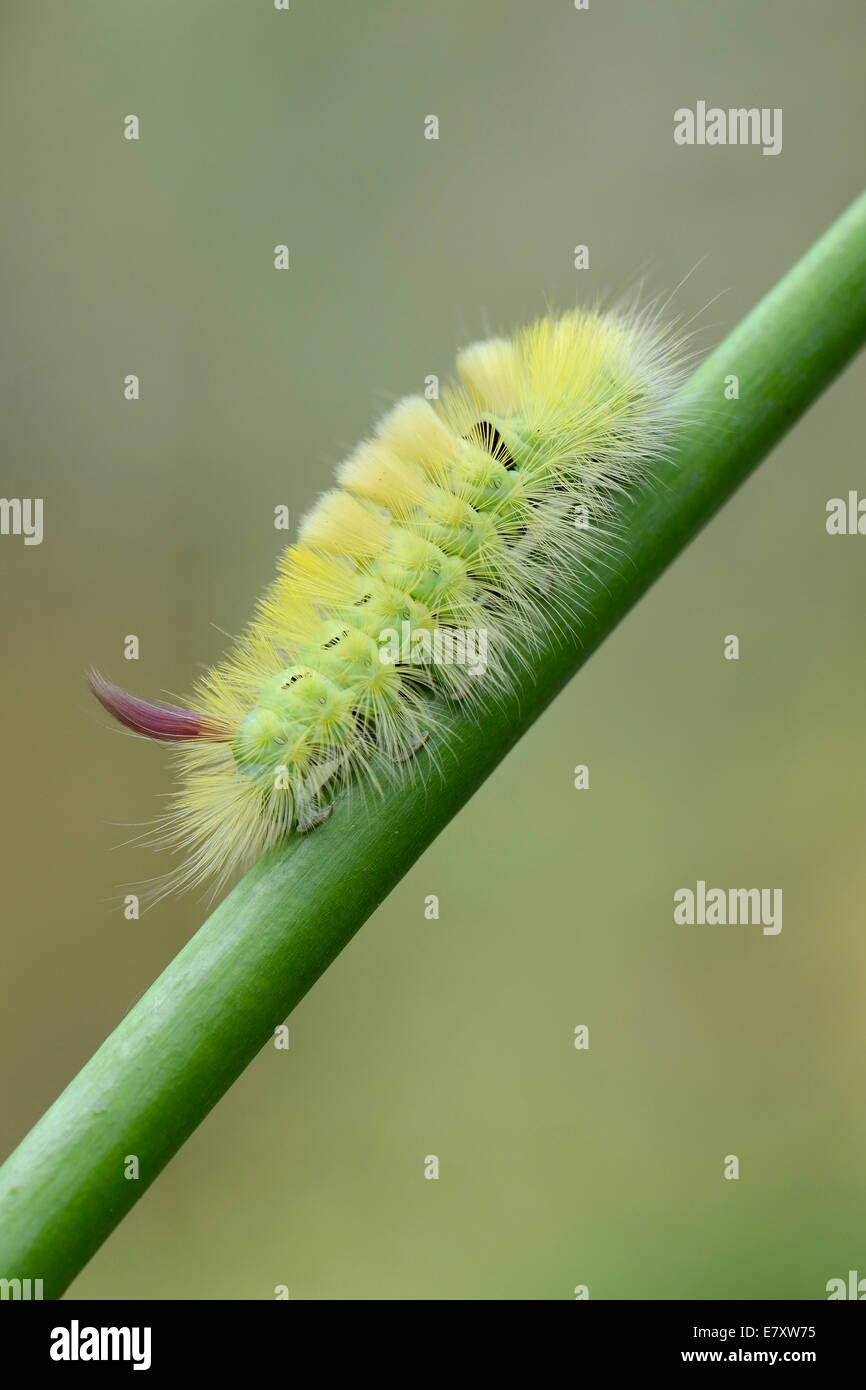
(2, 192), (866, 1299)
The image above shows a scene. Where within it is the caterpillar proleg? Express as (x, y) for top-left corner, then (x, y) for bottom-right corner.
(91, 306), (688, 898)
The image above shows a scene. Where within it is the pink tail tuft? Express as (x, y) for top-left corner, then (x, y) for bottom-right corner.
(88, 671), (231, 743)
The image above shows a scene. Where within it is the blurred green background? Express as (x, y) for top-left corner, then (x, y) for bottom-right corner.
(2, 0), (865, 1299)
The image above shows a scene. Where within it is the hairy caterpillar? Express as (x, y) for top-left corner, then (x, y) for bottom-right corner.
(91, 306), (687, 898)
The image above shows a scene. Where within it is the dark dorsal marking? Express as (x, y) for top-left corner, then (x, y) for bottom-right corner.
(467, 419), (515, 470)
(282, 670), (312, 689)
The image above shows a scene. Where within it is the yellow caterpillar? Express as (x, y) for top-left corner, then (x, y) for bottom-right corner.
(91, 306), (685, 897)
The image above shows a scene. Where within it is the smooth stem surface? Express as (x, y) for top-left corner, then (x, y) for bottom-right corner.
(2, 191), (866, 1299)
